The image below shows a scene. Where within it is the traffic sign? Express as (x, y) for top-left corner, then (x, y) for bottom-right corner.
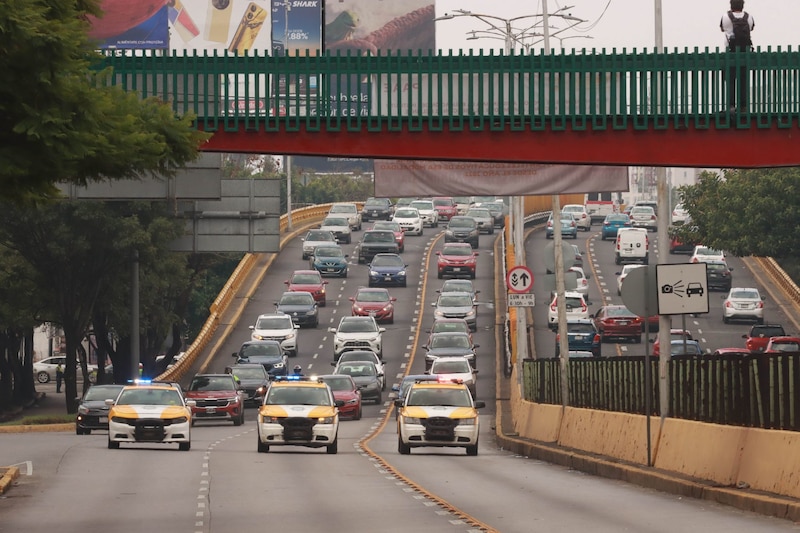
(620, 264), (659, 318)
(506, 265), (534, 294)
(656, 263), (709, 315)
(508, 293), (536, 307)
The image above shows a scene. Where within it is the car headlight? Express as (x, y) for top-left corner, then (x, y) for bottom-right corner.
(230, 396), (241, 404)
(398, 270), (406, 276)
(273, 362), (285, 369)
(445, 230), (454, 237)
(261, 415), (281, 423)
(171, 416), (189, 424)
(345, 398), (359, 404)
(318, 416), (335, 424)
(353, 304), (364, 313)
(370, 270), (379, 276)
(465, 309), (476, 318)
(434, 310), (445, 318)
(78, 406), (89, 415)
(253, 334), (265, 340)
(403, 416), (422, 425)
(285, 332), (296, 340)
(382, 304), (392, 312)
(458, 417), (477, 426)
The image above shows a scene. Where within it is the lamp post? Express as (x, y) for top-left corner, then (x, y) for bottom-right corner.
(435, 6), (586, 394)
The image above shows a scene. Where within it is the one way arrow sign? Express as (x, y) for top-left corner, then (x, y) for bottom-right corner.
(506, 265), (534, 294)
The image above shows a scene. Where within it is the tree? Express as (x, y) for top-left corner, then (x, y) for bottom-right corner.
(0, 0), (208, 202)
(677, 169), (800, 260)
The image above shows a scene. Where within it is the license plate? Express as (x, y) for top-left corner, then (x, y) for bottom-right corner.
(618, 321), (628, 325)
(574, 335), (584, 340)
(326, 268), (336, 272)
(100, 416), (108, 423)
(385, 276), (392, 280)
(371, 211), (378, 215)
(205, 408), (216, 414)
(453, 267), (461, 272)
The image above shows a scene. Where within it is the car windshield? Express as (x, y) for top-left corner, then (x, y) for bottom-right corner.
(407, 387), (472, 407)
(363, 232), (393, 242)
(306, 230), (333, 241)
(83, 385), (123, 402)
(567, 324), (596, 334)
(322, 218), (348, 227)
(696, 247), (721, 255)
(431, 335), (470, 349)
(466, 209), (490, 218)
(752, 326), (785, 337)
(231, 367), (267, 380)
(448, 218), (474, 228)
(356, 290), (389, 302)
(338, 352), (378, 365)
(241, 343), (282, 357)
(562, 205), (583, 213)
(771, 341), (800, 352)
(364, 199), (387, 208)
(255, 317), (292, 330)
(431, 360), (472, 374)
(410, 201), (433, 210)
(330, 205), (356, 214)
(442, 281), (473, 293)
(432, 322), (468, 334)
(607, 215), (628, 223)
(321, 376), (354, 391)
(280, 293), (314, 305)
(371, 255), (403, 267)
(433, 199), (453, 207)
(632, 207), (654, 216)
(336, 364), (376, 377)
(266, 386), (330, 406)
(707, 263), (727, 272)
(189, 376), (235, 392)
(441, 246), (472, 256)
(671, 342), (701, 355)
(563, 297), (584, 309)
(339, 319), (377, 333)
(605, 307), (635, 317)
(439, 295), (473, 307)
(313, 247), (343, 258)
(373, 222), (400, 231)
(730, 289), (760, 300)
(117, 388), (182, 406)
(291, 273), (321, 284)
(394, 209), (418, 218)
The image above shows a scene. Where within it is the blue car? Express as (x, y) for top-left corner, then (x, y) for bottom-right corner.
(309, 244), (349, 278)
(555, 320), (601, 357)
(601, 213), (631, 241)
(545, 215), (578, 239)
(368, 253), (408, 287)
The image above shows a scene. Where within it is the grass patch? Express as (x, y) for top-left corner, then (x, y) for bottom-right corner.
(0, 413), (73, 426)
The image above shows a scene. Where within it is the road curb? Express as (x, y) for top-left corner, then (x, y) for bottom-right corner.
(0, 423), (73, 434)
(0, 466), (20, 495)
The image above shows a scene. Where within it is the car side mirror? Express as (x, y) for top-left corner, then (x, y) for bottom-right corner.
(328, 328), (336, 333)
(742, 334), (748, 339)
(232, 353), (239, 358)
(391, 385), (400, 392)
(379, 328), (386, 333)
(436, 251), (441, 255)
(474, 401), (486, 409)
(393, 398), (403, 407)
(473, 344), (480, 349)
(473, 369), (479, 374)
(349, 297), (355, 302)
(330, 361), (337, 366)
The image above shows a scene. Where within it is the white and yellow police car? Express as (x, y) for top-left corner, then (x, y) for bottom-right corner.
(257, 376), (342, 454)
(395, 379), (485, 456)
(106, 381), (195, 451)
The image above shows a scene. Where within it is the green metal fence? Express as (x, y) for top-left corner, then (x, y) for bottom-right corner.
(523, 353), (800, 430)
(97, 48), (800, 133)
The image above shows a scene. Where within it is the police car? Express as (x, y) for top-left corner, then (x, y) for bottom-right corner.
(395, 379), (485, 456)
(106, 381), (196, 451)
(256, 376), (343, 454)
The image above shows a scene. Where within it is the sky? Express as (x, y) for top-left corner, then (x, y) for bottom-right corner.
(435, 0), (797, 53)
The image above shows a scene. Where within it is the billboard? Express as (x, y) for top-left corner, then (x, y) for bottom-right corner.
(373, 161), (629, 197)
(87, 1), (169, 49)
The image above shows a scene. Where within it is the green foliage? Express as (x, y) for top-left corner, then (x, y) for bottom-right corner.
(0, 0), (208, 202)
(677, 168), (800, 259)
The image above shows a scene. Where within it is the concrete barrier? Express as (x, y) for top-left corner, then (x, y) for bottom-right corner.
(559, 407), (659, 466)
(737, 428), (800, 499)
(512, 382), (562, 443)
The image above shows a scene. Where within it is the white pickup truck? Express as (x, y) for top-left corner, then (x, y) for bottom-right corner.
(585, 201), (617, 225)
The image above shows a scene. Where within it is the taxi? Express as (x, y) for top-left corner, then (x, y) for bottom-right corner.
(256, 376), (343, 454)
(106, 381), (195, 451)
(395, 380), (485, 456)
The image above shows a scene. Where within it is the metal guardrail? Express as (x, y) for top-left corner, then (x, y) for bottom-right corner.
(99, 49), (800, 133)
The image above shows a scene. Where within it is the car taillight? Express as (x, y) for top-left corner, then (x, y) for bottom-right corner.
(757, 302), (764, 309)
(555, 334), (560, 342)
(604, 221), (610, 226)
(593, 334), (601, 343)
(691, 258), (698, 263)
(581, 302), (587, 312)
(550, 302), (557, 311)
(651, 215), (656, 220)
(725, 301), (733, 308)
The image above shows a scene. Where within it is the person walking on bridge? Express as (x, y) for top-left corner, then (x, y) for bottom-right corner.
(720, 0), (755, 113)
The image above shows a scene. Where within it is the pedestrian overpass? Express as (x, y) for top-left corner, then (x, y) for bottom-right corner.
(99, 48), (800, 168)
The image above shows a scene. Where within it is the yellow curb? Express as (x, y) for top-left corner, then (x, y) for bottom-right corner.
(0, 423), (73, 434)
(0, 466), (20, 495)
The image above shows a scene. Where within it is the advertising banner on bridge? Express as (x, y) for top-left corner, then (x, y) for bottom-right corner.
(86, 2), (169, 49)
(373, 161), (629, 196)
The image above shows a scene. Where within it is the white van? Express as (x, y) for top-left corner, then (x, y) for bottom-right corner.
(615, 228), (649, 265)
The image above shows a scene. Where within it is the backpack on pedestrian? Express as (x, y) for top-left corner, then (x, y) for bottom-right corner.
(727, 11), (752, 50)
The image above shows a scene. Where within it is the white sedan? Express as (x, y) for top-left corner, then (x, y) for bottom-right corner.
(392, 207), (424, 236)
(722, 287), (765, 324)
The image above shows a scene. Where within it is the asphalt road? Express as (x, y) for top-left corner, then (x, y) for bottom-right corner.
(1, 222), (797, 533)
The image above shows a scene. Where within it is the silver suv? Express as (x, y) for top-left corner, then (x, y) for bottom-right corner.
(329, 316), (385, 360)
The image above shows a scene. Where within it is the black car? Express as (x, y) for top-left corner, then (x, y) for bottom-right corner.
(705, 260), (733, 291)
(483, 201), (507, 228)
(361, 197), (393, 221)
(233, 340), (289, 377)
(75, 384), (125, 434)
(224, 363), (271, 406)
(274, 291), (319, 327)
(333, 361), (384, 404)
(357, 230), (399, 264)
(444, 216), (480, 248)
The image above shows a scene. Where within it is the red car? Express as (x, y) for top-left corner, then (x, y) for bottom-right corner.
(436, 243), (479, 279)
(652, 329), (694, 356)
(349, 287), (396, 324)
(285, 270), (328, 306)
(432, 196), (458, 222)
(742, 324), (786, 353)
(764, 336), (800, 353)
(185, 373), (245, 426)
(371, 221), (405, 252)
(591, 305), (643, 343)
(319, 374), (362, 420)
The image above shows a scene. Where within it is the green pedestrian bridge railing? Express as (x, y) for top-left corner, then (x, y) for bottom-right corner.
(98, 48), (800, 134)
